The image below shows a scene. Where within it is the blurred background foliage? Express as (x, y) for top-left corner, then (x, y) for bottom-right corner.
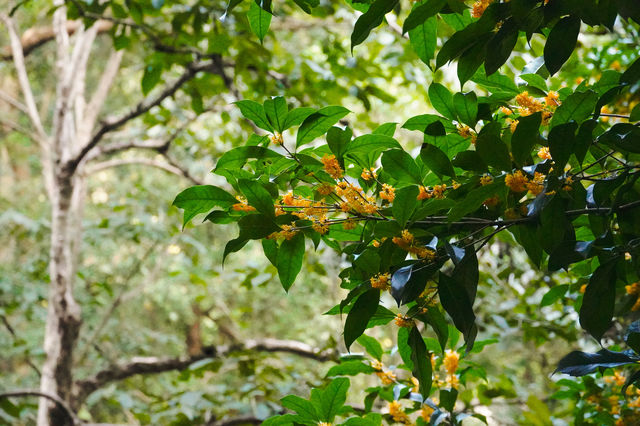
(0, 0), (638, 424)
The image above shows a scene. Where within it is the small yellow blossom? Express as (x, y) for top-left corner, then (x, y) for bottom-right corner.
(538, 146), (552, 160)
(394, 314), (414, 328)
(545, 91), (560, 108)
(343, 219), (357, 230)
(370, 359), (384, 371)
(504, 208), (519, 220)
(516, 91), (544, 113)
(370, 273), (391, 291)
(510, 119), (519, 133)
(483, 195), (499, 207)
(361, 167), (377, 181)
(268, 223), (299, 240)
(269, 132), (283, 145)
(579, 284), (587, 294)
(377, 370), (397, 386)
(472, 0), (493, 18)
(480, 175), (494, 186)
(457, 124), (472, 138)
(505, 170), (529, 192)
(443, 349), (460, 375)
(626, 282), (640, 296)
(380, 183), (396, 202)
(526, 172), (546, 196)
(611, 60), (621, 71)
(317, 422), (332, 426)
(541, 110), (553, 126)
(321, 154), (344, 179)
(232, 195), (256, 212)
(387, 401), (409, 423)
(316, 183), (334, 196)
(421, 404), (435, 421)
(500, 106), (513, 115)
(452, 181), (461, 190)
(445, 373), (459, 389)
(312, 219), (330, 234)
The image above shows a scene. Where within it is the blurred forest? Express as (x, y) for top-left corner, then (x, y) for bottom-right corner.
(1, 0), (639, 425)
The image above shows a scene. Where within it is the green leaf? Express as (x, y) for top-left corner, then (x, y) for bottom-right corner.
(551, 90), (598, 127)
(214, 146), (283, 172)
(511, 111), (541, 166)
(173, 185), (238, 226)
(277, 233), (305, 291)
(264, 96), (289, 132)
(248, 0), (272, 43)
(373, 122), (398, 136)
(420, 143), (456, 178)
(475, 125), (511, 171)
(344, 134), (401, 156)
(342, 413), (382, 426)
(344, 289), (380, 350)
(238, 179), (275, 219)
(555, 349), (638, 377)
(453, 92), (478, 126)
(540, 284), (569, 307)
(438, 271), (477, 352)
(621, 55), (640, 85)
(484, 19), (518, 76)
(293, 0), (319, 13)
(237, 214), (280, 240)
(392, 186), (419, 228)
(282, 107), (316, 130)
(351, 0), (400, 49)
(625, 321), (640, 354)
(141, 64), (162, 95)
(580, 260), (618, 342)
(543, 16), (581, 76)
(428, 83), (457, 120)
(281, 395), (319, 421)
(539, 197), (567, 255)
(314, 378), (350, 422)
(409, 326), (432, 400)
(419, 306), (448, 353)
(409, 15), (437, 66)
(234, 100), (273, 132)
(520, 73), (548, 92)
(326, 361), (375, 378)
(447, 182), (501, 222)
(357, 334), (384, 360)
(548, 121), (577, 170)
(381, 149), (422, 184)
(403, 0), (446, 33)
(451, 150), (488, 173)
(472, 70), (520, 97)
(262, 238), (278, 266)
(457, 35), (491, 88)
(397, 327), (413, 369)
(630, 103), (640, 122)
(297, 106), (350, 147)
(327, 126), (352, 159)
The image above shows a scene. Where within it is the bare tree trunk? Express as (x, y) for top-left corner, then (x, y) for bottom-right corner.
(38, 172), (83, 426)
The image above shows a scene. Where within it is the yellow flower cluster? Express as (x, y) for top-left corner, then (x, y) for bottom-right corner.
(377, 369), (397, 386)
(480, 175), (493, 186)
(316, 183), (334, 196)
(394, 314), (414, 328)
(626, 282), (640, 311)
(421, 405), (435, 422)
(269, 132), (283, 145)
(336, 182), (378, 214)
(232, 195), (256, 212)
(471, 0), (493, 18)
(379, 183), (396, 202)
(370, 272), (391, 290)
(343, 219), (357, 230)
(505, 170), (529, 193)
(392, 230), (437, 260)
(277, 191), (329, 224)
(419, 285), (438, 306)
(387, 401), (410, 424)
(317, 423), (331, 426)
(268, 223), (299, 240)
(370, 359), (384, 371)
(537, 146), (552, 160)
(361, 167), (377, 181)
(417, 184), (447, 200)
(516, 91), (545, 116)
(312, 219), (330, 234)
(443, 350), (459, 375)
(321, 154), (343, 179)
(526, 172), (546, 196)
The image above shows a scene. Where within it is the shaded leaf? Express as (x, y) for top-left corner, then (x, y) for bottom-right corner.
(543, 16), (580, 76)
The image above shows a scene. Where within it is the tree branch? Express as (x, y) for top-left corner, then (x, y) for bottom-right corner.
(0, 390), (79, 425)
(73, 338), (337, 405)
(208, 415), (262, 426)
(0, 89), (28, 115)
(83, 157), (202, 185)
(1, 315), (41, 377)
(65, 60), (218, 176)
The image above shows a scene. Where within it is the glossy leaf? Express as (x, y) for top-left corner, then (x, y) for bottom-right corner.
(173, 185), (238, 226)
(428, 83), (457, 120)
(420, 143), (456, 178)
(357, 334), (384, 361)
(543, 16), (581, 76)
(511, 111), (541, 166)
(234, 100), (273, 131)
(453, 92), (477, 127)
(580, 260), (618, 342)
(238, 179), (275, 219)
(351, 0), (399, 49)
(409, 326), (432, 400)
(297, 106), (350, 147)
(555, 349), (638, 376)
(344, 289), (380, 350)
(381, 149), (422, 184)
(403, 0), (446, 33)
(248, 0), (272, 43)
(264, 96), (288, 132)
(277, 233), (305, 291)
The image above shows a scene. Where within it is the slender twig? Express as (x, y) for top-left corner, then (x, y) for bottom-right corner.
(0, 390), (79, 425)
(0, 315), (41, 376)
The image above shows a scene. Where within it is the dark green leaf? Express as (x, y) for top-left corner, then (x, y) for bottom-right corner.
(237, 214), (280, 240)
(625, 321), (640, 354)
(580, 260), (618, 342)
(215, 146), (284, 172)
(543, 16), (580, 76)
(403, 0), (446, 33)
(475, 130), (511, 171)
(555, 349), (638, 376)
(453, 92), (478, 126)
(282, 107), (316, 130)
(262, 238), (278, 266)
(511, 111), (541, 166)
(438, 271), (477, 352)
(428, 83), (457, 120)
(551, 90), (598, 127)
(315, 378), (350, 422)
(392, 186), (419, 228)
(238, 179), (275, 219)
(420, 143), (456, 178)
(621, 56), (640, 85)
(548, 122), (577, 170)
(277, 233), (305, 291)
(344, 289), (380, 350)
(451, 150), (488, 173)
(484, 19), (518, 76)
(382, 149), (422, 184)
(409, 326), (432, 400)
(409, 16), (437, 66)
(351, 0), (400, 49)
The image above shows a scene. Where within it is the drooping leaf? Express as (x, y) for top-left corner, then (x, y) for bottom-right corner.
(543, 16), (581, 76)
(313, 377), (350, 422)
(547, 121), (577, 170)
(409, 326), (432, 400)
(392, 186), (419, 228)
(247, 0), (272, 43)
(551, 90), (598, 127)
(409, 15), (437, 66)
(420, 143), (456, 178)
(438, 271), (477, 352)
(238, 179), (275, 219)
(428, 83), (457, 120)
(403, 0), (446, 33)
(484, 19), (518, 76)
(344, 289), (380, 350)
(357, 334), (384, 361)
(276, 233), (305, 291)
(580, 260), (618, 342)
(453, 92), (478, 127)
(511, 111), (541, 166)
(381, 149), (423, 184)
(264, 96), (289, 132)
(351, 0), (400, 49)
(555, 349), (639, 376)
